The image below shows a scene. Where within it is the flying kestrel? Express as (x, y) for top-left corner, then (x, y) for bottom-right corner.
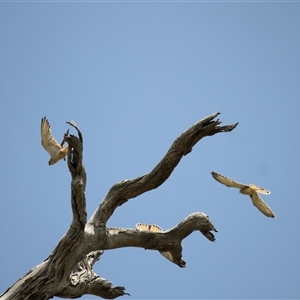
(136, 223), (185, 267)
(211, 171), (275, 218)
(41, 117), (68, 165)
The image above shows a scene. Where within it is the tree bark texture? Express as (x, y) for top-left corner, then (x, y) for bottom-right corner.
(0, 112), (238, 299)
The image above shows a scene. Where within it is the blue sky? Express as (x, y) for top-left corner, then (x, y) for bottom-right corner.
(0, 2), (299, 299)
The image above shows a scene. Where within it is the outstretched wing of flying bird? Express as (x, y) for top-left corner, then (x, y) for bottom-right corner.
(211, 171), (275, 218)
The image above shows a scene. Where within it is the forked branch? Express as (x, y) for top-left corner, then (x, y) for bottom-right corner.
(90, 112), (238, 226)
(101, 212), (218, 268)
(1, 112), (238, 300)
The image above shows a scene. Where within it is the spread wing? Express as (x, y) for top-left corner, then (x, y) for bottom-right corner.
(249, 184), (271, 195)
(41, 117), (62, 157)
(211, 172), (247, 189)
(136, 223), (163, 232)
(250, 192), (275, 218)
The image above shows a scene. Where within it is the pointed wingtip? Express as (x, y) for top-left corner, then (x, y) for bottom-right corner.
(211, 171), (219, 180)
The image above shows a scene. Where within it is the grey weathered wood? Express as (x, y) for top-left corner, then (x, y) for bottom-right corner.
(0, 112), (238, 299)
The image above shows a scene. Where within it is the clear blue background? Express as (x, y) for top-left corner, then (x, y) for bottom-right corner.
(0, 2), (299, 299)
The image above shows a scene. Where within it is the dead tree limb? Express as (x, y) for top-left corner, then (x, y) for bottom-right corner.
(0, 112), (238, 300)
(90, 111), (238, 225)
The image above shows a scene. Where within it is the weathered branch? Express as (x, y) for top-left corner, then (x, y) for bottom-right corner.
(98, 212), (217, 268)
(46, 124), (88, 280)
(1, 113), (238, 300)
(89, 112), (238, 226)
(56, 251), (129, 299)
(1, 123), (89, 300)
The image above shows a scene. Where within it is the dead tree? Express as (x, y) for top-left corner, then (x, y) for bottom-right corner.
(1, 112), (238, 300)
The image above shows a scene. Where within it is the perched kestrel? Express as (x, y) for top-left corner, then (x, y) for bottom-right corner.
(41, 117), (68, 166)
(211, 171), (275, 218)
(136, 223), (185, 267)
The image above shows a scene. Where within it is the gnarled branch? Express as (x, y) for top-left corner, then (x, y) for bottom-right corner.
(90, 112), (238, 226)
(1, 123), (89, 300)
(1, 112), (238, 300)
(56, 251), (130, 299)
(103, 212), (218, 268)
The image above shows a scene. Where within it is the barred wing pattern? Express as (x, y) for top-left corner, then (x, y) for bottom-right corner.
(136, 223), (163, 233)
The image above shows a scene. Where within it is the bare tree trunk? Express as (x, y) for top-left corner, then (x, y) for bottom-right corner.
(0, 112), (238, 300)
